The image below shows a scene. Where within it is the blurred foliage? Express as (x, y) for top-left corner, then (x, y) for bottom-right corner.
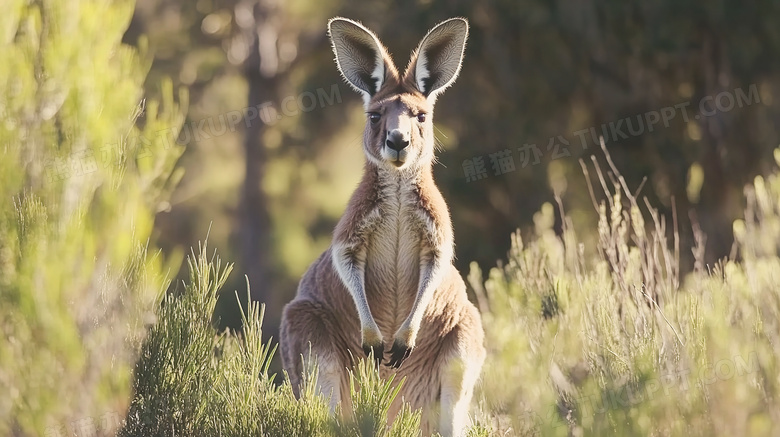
(0, 0), (187, 435)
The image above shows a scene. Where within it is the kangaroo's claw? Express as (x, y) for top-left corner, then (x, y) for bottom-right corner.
(387, 340), (413, 368)
(362, 341), (384, 367)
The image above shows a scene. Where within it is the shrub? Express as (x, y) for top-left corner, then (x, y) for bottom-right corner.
(0, 0), (185, 435)
(120, 242), (422, 437)
(471, 141), (780, 436)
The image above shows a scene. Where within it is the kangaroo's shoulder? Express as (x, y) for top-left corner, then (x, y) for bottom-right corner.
(414, 169), (451, 226)
(406, 168), (453, 248)
(333, 165), (382, 243)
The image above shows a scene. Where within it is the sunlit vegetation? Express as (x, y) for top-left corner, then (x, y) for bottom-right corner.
(470, 143), (780, 436)
(3, 0), (780, 436)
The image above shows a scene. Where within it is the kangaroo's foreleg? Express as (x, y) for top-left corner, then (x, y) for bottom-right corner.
(388, 225), (453, 368)
(331, 216), (384, 365)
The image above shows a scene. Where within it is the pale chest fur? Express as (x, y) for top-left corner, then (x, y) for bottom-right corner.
(364, 173), (426, 335)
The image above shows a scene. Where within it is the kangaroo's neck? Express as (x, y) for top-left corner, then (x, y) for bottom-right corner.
(363, 161), (437, 201)
(333, 159), (450, 252)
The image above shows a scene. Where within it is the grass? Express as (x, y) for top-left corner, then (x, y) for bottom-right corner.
(120, 242), (423, 437)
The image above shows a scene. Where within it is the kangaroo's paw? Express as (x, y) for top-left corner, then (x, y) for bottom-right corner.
(362, 341), (384, 368)
(387, 339), (413, 368)
(361, 327), (384, 367)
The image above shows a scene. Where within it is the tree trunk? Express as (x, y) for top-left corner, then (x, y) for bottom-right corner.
(239, 0), (280, 321)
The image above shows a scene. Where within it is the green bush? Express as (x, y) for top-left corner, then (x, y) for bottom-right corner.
(471, 143), (780, 436)
(0, 0), (185, 435)
(120, 243), (423, 437)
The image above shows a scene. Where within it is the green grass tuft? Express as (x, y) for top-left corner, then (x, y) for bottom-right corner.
(120, 242), (423, 437)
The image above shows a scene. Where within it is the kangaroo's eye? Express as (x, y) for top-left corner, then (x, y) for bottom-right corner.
(417, 113), (427, 123)
(368, 113), (381, 124)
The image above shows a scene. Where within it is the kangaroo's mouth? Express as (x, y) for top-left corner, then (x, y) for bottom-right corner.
(384, 148), (407, 167)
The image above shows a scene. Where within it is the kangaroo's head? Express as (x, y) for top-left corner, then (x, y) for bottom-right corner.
(328, 17), (468, 171)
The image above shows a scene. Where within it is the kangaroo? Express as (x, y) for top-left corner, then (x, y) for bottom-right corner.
(279, 17), (485, 437)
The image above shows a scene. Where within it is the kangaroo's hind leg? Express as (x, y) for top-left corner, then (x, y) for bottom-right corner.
(438, 303), (486, 437)
(280, 299), (348, 411)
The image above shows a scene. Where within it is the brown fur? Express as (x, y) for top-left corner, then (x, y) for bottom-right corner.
(279, 17), (484, 436)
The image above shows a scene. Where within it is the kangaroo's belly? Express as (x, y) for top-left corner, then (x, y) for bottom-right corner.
(364, 204), (421, 336)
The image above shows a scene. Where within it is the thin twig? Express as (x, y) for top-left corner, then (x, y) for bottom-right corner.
(590, 155), (613, 209)
(579, 158), (600, 212)
(639, 287), (684, 348)
(633, 176), (648, 200)
(584, 334), (630, 367)
(671, 196), (680, 290)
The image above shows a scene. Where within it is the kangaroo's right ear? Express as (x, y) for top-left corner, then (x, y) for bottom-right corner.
(328, 18), (396, 106)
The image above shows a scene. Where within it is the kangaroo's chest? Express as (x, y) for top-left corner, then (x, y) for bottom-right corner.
(364, 181), (423, 330)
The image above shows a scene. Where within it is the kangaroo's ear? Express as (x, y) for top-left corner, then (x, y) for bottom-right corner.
(328, 18), (396, 106)
(405, 18), (469, 103)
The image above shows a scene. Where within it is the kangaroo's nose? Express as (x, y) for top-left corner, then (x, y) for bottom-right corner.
(386, 130), (410, 151)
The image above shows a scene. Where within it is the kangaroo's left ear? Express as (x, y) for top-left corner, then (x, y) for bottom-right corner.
(404, 18), (469, 103)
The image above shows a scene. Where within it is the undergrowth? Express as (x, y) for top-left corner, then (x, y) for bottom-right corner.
(120, 243), (423, 437)
(469, 140), (780, 436)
